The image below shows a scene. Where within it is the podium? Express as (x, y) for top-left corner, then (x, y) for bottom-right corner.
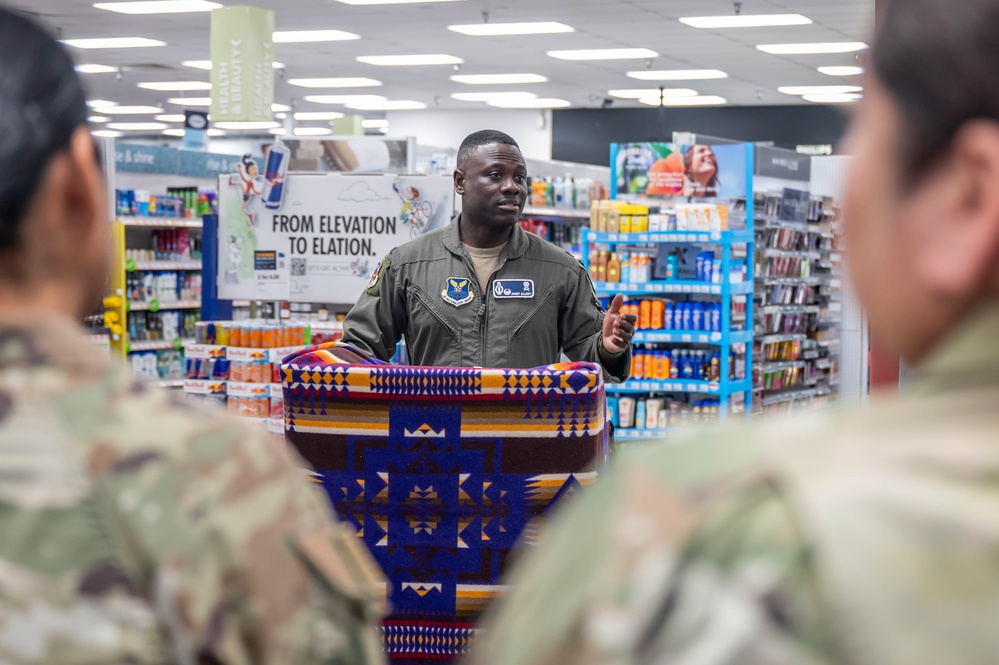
(282, 343), (609, 663)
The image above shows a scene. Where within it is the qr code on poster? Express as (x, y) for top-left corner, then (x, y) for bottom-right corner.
(291, 258), (307, 276)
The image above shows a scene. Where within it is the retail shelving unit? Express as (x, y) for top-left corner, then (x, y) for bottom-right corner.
(752, 189), (842, 415)
(584, 226), (755, 439)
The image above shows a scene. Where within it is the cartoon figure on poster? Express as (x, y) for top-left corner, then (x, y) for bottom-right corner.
(616, 143), (744, 199)
(227, 154), (266, 227)
(394, 182), (435, 239)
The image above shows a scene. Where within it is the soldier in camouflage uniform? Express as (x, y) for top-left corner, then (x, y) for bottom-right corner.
(467, 0), (999, 663)
(0, 10), (386, 664)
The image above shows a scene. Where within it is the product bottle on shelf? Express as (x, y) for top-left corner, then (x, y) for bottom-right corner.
(607, 253), (621, 283)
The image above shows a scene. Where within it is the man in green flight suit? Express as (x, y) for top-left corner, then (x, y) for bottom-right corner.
(341, 130), (636, 381)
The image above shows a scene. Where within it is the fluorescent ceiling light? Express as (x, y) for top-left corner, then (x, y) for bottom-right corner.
(818, 66), (865, 76)
(94, 1), (220, 13)
(182, 60), (285, 70)
(167, 97), (212, 106)
(88, 115), (111, 123)
(487, 98), (572, 109)
(758, 42), (868, 55)
(778, 85), (862, 95)
(628, 69), (727, 81)
(275, 112), (287, 119)
(451, 73), (547, 85)
(273, 30), (359, 43)
(803, 93), (862, 103)
(76, 64), (118, 74)
(163, 128), (186, 137)
(334, 0), (462, 4)
(345, 100), (427, 110)
(609, 88), (697, 99)
(92, 130), (124, 137)
(639, 95), (727, 106)
(207, 129), (224, 136)
(272, 103), (292, 112)
(269, 128), (287, 135)
(87, 99), (118, 108)
(548, 48), (657, 61)
(304, 94), (388, 105)
(294, 127), (334, 136)
(451, 91), (537, 102)
(448, 21), (573, 36)
(680, 13), (811, 29)
(294, 111), (345, 120)
(215, 121), (281, 130)
(357, 54), (463, 66)
(154, 114), (186, 122)
(362, 119), (389, 128)
(108, 122), (168, 130)
(138, 80), (212, 91)
(61, 37), (166, 49)
(102, 105), (163, 114)
(289, 77), (382, 88)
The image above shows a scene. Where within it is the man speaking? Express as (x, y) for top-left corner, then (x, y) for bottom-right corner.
(341, 129), (635, 382)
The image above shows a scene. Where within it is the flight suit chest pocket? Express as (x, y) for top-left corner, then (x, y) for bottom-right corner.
(508, 285), (558, 346)
(408, 284), (461, 365)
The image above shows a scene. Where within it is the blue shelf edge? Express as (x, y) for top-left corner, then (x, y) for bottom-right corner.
(632, 330), (753, 345)
(614, 428), (672, 440)
(608, 378), (753, 396)
(589, 230), (754, 244)
(595, 281), (753, 296)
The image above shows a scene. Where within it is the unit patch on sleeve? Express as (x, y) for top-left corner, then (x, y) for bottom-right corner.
(442, 277), (475, 307)
(365, 257), (388, 295)
(492, 279), (535, 299)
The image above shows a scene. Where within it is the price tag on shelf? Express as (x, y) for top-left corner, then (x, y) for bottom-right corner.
(681, 335), (692, 342)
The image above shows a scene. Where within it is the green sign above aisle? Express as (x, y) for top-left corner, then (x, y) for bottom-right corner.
(210, 5), (275, 123)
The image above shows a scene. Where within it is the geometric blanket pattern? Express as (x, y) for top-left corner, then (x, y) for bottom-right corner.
(282, 342), (608, 664)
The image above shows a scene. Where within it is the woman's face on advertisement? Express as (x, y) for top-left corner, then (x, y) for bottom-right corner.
(690, 145), (717, 177)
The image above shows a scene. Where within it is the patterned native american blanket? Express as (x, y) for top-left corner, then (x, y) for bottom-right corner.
(281, 342), (609, 664)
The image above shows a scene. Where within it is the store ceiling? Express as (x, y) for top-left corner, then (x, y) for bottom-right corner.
(7, 0), (874, 123)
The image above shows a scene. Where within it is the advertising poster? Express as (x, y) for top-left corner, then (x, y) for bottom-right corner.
(217, 161), (453, 304)
(281, 137), (416, 174)
(612, 142), (750, 199)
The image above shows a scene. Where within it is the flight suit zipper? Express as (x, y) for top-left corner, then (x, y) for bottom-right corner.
(481, 254), (511, 367)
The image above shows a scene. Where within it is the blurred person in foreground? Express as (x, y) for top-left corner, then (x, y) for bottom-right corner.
(468, 0), (999, 663)
(0, 9), (385, 665)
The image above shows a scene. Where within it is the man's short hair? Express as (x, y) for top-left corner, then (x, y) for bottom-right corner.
(456, 130), (521, 169)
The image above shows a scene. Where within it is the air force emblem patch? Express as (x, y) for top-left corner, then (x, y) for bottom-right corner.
(442, 277), (475, 307)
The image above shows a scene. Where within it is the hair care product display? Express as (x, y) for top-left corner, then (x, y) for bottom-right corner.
(528, 176), (604, 210)
(116, 187), (217, 220)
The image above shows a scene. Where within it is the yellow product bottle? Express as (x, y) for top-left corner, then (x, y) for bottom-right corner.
(606, 202), (620, 233)
(590, 201), (602, 231)
(606, 252), (621, 283)
(633, 205), (650, 233)
(617, 203), (631, 233)
(599, 201), (611, 233)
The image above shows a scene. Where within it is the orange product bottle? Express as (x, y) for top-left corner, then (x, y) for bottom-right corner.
(595, 251), (608, 283)
(639, 300), (652, 330)
(588, 250), (600, 280)
(632, 350), (645, 380)
(229, 325), (243, 348)
(606, 253), (621, 283)
(651, 300), (665, 330)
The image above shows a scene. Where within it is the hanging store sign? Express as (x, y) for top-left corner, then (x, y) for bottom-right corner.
(210, 5), (275, 122)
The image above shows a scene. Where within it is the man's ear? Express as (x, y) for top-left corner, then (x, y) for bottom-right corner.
(454, 168), (465, 195)
(916, 119), (999, 298)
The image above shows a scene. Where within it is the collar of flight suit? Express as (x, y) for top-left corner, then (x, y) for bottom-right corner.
(0, 308), (111, 380)
(441, 213), (530, 262)
(908, 303), (999, 395)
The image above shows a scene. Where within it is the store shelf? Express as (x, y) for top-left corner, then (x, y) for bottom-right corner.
(760, 276), (822, 285)
(129, 338), (191, 352)
(608, 378), (751, 395)
(759, 360), (807, 373)
(762, 387), (819, 407)
(121, 216), (203, 229)
(758, 333), (808, 344)
(128, 299), (201, 312)
(762, 248), (822, 259)
(588, 230), (754, 245)
(152, 379), (185, 388)
(632, 330), (753, 345)
(594, 281), (753, 296)
(522, 205), (591, 220)
(614, 428), (672, 440)
(131, 261), (202, 271)
(759, 304), (820, 314)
